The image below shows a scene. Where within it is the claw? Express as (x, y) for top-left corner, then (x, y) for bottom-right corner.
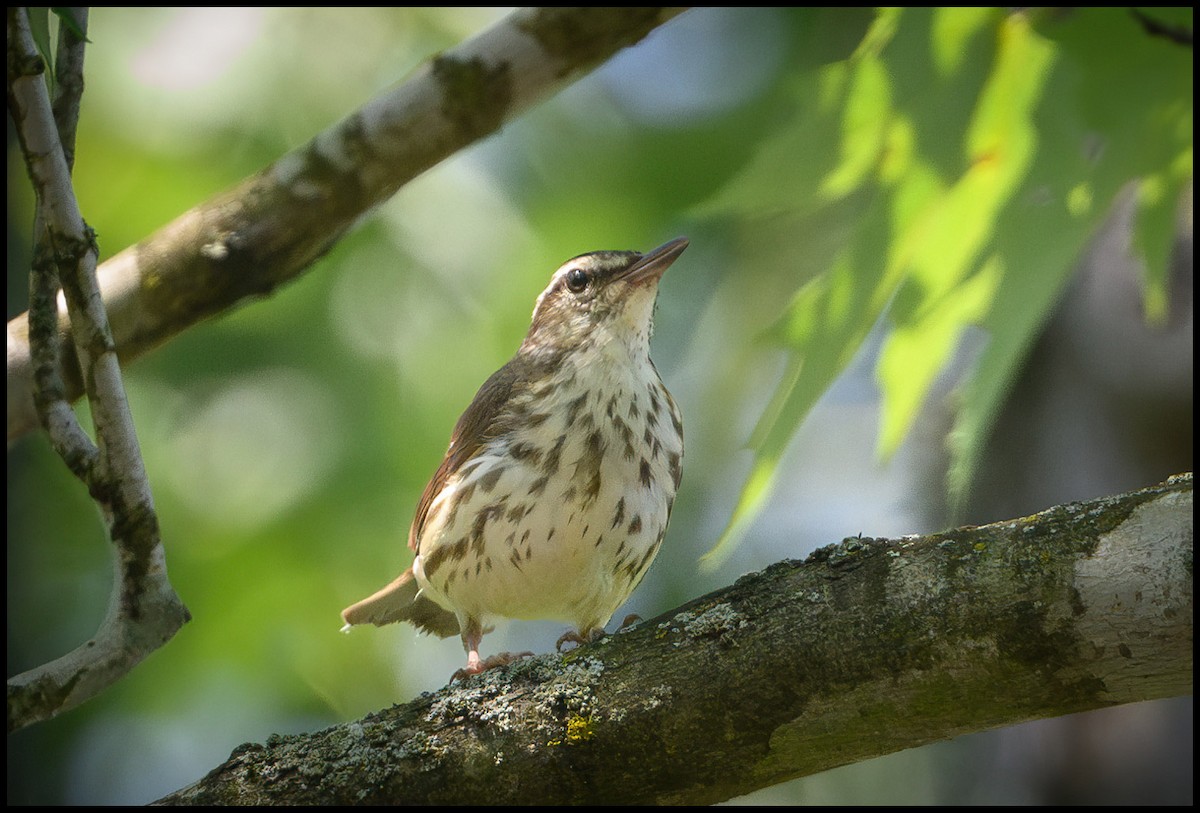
(450, 650), (534, 683)
(556, 627), (606, 653)
(617, 613), (642, 631)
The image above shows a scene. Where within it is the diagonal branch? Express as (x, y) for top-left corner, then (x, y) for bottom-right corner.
(6, 7), (689, 445)
(156, 474), (1192, 805)
(7, 5), (189, 734)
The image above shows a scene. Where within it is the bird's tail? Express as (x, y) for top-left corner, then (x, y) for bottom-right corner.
(340, 566), (460, 638)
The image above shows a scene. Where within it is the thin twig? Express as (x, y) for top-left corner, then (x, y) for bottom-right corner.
(7, 6), (189, 734)
(25, 7), (94, 476)
(52, 7), (89, 172)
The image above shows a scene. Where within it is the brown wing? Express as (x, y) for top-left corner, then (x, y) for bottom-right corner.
(407, 359), (524, 552)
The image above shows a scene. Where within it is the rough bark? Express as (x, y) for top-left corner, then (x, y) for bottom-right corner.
(156, 473), (1192, 805)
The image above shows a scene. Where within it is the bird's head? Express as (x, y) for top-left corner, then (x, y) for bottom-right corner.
(521, 237), (688, 359)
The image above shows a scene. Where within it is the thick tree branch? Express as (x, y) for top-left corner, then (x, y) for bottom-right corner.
(7, 6), (189, 734)
(156, 474), (1192, 805)
(6, 7), (689, 445)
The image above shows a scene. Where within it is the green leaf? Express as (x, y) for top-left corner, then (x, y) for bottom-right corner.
(704, 7), (1192, 561)
(877, 11), (1056, 458)
(948, 7), (1193, 513)
(1132, 163), (1192, 325)
(51, 7), (91, 42)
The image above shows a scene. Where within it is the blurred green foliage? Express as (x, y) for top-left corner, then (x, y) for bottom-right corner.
(704, 7), (1192, 564)
(7, 7), (1191, 805)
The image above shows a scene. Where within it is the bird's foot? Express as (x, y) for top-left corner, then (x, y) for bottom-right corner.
(556, 627), (606, 653)
(617, 613), (642, 631)
(450, 650), (534, 683)
(556, 616), (642, 653)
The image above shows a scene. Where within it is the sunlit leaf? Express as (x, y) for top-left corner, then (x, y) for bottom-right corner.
(949, 7), (1193, 513)
(876, 12), (1055, 458)
(706, 6), (1191, 559)
(1133, 163), (1191, 324)
(877, 255), (1001, 456)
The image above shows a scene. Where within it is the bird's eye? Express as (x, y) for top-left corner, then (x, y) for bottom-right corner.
(565, 268), (589, 293)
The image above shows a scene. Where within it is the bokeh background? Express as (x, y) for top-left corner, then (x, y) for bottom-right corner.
(7, 8), (1192, 804)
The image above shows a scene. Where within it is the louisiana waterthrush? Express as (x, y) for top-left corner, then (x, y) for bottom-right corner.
(341, 238), (687, 679)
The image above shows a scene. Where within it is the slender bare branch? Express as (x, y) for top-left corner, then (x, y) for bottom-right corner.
(7, 5), (189, 734)
(155, 474), (1192, 805)
(6, 7), (690, 444)
(23, 7), (94, 476)
(52, 7), (89, 172)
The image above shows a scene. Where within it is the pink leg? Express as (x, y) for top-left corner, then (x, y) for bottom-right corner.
(450, 618), (532, 682)
(462, 622), (485, 674)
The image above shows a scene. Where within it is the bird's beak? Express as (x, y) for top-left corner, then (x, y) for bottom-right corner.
(620, 237), (689, 287)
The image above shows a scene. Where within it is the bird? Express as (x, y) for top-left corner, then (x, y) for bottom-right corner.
(341, 237), (687, 680)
